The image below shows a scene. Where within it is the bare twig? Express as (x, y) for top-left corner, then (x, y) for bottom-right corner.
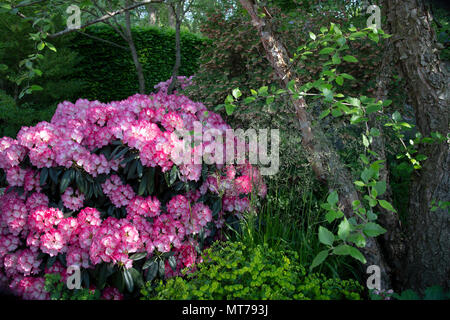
(76, 31), (128, 49)
(48, 0), (164, 38)
(12, 0), (46, 8)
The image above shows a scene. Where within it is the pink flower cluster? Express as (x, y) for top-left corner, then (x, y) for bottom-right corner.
(0, 137), (26, 169)
(102, 175), (135, 208)
(61, 187), (85, 211)
(3, 249), (41, 277)
(0, 77), (266, 299)
(9, 276), (48, 300)
(101, 286), (124, 300)
(89, 217), (141, 269)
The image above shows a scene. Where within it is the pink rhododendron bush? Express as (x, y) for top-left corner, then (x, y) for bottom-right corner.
(0, 77), (266, 300)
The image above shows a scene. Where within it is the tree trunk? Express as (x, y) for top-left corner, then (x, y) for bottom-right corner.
(385, 0), (450, 292)
(167, 3), (182, 95)
(146, 4), (157, 25)
(372, 6), (407, 290)
(125, 0), (146, 94)
(239, 0), (393, 288)
(168, 4), (176, 28)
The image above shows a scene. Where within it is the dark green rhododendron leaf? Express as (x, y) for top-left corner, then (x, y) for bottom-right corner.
(59, 170), (72, 194)
(40, 168), (48, 186)
(129, 267), (144, 288)
(158, 260), (165, 278)
(168, 256), (177, 271)
(123, 268), (134, 293)
(130, 252), (147, 261)
(145, 261), (158, 282)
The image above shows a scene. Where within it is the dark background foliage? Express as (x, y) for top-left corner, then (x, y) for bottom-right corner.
(66, 25), (207, 102)
(0, 22), (206, 137)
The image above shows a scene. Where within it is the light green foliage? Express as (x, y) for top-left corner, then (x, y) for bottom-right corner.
(227, 183), (361, 280)
(141, 242), (362, 300)
(224, 23), (435, 269)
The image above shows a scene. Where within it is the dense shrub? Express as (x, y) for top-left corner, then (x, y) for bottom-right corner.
(185, 6), (383, 113)
(69, 26), (207, 102)
(0, 11), (86, 138)
(183, 6), (387, 206)
(0, 90), (55, 138)
(28, 47), (86, 108)
(0, 77), (266, 300)
(141, 241), (363, 300)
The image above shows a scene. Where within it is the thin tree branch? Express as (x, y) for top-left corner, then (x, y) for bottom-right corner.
(76, 31), (128, 49)
(48, 0), (164, 38)
(91, 0), (127, 38)
(12, 0), (46, 8)
(79, 6), (126, 43)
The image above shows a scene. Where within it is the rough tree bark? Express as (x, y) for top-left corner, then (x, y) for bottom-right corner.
(167, 2), (182, 95)
(385, 0), (450, 292)
(371, 4), (407, 290)
(239, 0), (393, 288)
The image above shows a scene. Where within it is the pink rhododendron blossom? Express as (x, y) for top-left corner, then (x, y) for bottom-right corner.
(102, 175), (135, 207)
(28, 207), (63, 233)
(26, 232), (41, 252)
(0, 234), (20, 262)
(166, 195), (190, 219)
(101, 287), (124, 300)
(0, 77), (267, 299)
(0, 137), (27, 169)
(25, 192), (49, 214)
(234, 175), (252, 194)
(23, 169), (41, 193)
(66, 245), (90, 269)
(127, 196), (161, 219)
(1, 195), (28, 236)
(14, 277), (48, 300)
(77, 207), (102, 227)
(40, 229), (66, 256)
(6, 166), (26, 187)
(16, 249), (42, 276)
(57, 217), (79, 241)
(61, 187), (85, 211)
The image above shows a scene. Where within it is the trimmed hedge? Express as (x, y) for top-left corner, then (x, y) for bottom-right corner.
(68, 25), (207, 102)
